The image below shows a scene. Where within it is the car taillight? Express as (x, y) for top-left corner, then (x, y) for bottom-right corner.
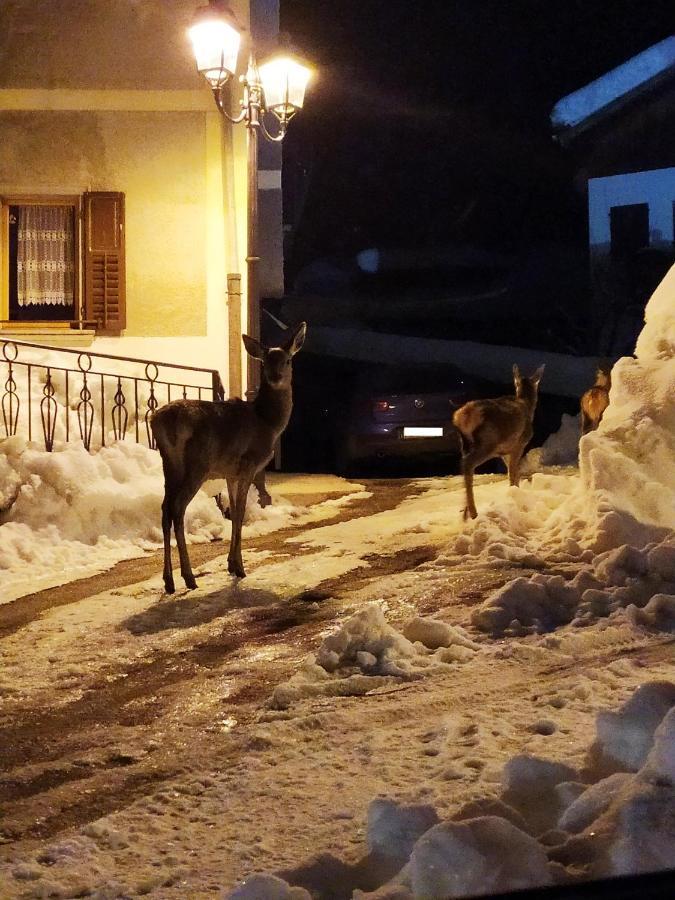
(373, 399), (390, 412)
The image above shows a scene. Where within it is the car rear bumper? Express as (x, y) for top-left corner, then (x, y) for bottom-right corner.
(345, 426), (462, 461)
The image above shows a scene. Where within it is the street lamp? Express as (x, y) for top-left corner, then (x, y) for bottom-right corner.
(188, 1), (312, 397)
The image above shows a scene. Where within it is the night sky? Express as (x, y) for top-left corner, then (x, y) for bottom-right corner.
(280, 0), (673, 280)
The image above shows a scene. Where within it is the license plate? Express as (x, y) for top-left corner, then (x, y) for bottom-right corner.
(403, 426), (444, 438)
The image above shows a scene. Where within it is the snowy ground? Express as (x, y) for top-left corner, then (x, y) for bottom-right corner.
(0, 468), (673, 899)
(0, 267), (674, 897)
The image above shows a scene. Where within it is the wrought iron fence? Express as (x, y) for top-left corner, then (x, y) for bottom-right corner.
(1, 338), (225, 453)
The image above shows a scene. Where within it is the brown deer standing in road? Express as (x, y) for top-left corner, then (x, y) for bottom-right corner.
(151, 322), (307, 593)
(580, 365), (611, 435)
(452, 364), (545, 520)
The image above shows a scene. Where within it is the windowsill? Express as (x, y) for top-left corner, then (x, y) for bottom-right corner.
(0, 323), (97, 346)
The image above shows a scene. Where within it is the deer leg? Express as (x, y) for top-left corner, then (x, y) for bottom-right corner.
(460, 446), (495, 520)
(172, 476), (205, 590)
(254, 470), (272, 509)
(218, 470), (270, 519)
(461, 457), (479, 521)
(226, 478), (242, 576)
(228, 477), (252, 578)
(161, 492), (176, 594)
(507, 449), (523, 487)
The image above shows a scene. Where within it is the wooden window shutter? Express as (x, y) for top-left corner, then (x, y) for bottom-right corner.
(83, 192), (126, 332)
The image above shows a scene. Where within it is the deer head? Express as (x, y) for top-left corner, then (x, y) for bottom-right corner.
(242, 322), (307, 390)
(513, 364), (545, 403)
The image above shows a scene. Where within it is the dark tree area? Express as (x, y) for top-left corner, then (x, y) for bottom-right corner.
(280, 0), (673, 284)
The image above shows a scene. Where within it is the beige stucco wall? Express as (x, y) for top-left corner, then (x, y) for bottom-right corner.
(0, 108), (210, 336)
(0, 0), (247, 91)
(0, 0), (253, 389)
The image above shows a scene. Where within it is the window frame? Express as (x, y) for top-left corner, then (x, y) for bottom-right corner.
(0, 194), (82, 327)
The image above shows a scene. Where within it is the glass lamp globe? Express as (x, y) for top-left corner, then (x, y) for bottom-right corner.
(258, 54), (312, 119)
(188, 4), (241, 88)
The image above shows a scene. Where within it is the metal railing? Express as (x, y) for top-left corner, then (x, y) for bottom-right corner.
(1, 338), (225, 452)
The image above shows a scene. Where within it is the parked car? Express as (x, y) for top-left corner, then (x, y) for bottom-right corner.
(280, 354), (501, 475)
(333, 363), (501, 474)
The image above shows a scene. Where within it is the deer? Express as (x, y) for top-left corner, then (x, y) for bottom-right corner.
(580, 365), (611, 435)
(151, 322), (307, 593)
(452, 364), (545, 520)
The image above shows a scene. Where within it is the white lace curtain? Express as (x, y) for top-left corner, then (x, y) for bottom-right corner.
(17, 205), (75, 307)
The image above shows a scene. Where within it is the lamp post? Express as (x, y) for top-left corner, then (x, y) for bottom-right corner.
(188, 1), (311, 398)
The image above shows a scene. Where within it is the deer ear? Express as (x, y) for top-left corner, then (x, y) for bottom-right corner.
(512, 364), (521, 383)
(286, 321), (307, 356)
(242, 334), (265, 360)
(532, 364), (545, 384)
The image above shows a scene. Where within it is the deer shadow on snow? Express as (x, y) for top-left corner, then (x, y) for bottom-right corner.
(121, 580), (284, 636)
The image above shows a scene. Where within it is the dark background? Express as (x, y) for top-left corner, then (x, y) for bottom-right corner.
(280, 0), (674, 283)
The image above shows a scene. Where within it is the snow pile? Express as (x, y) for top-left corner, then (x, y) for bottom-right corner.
(472, 537), (675, 636)
(232, 682), (675, 898)
(448, 471), (584, 568)
(588, 681), (675, 775)
(0, 436), (301, 602)
(450, 264), (675, 585)
(405, 816), (552, 897)
(270, 605), (480, 709)
(581, 264), (675, 536)
(228, 873), (311, 899)
(525, 412), (580, 470)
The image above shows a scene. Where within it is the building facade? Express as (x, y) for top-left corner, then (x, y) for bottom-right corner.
(551, 36), (675, 354)
(0, 0), (283, 395)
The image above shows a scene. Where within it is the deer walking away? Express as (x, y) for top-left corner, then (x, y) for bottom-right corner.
(580, 365), (611, 435)
(452, 364), (545, 520)
(151, 322), (307, 593)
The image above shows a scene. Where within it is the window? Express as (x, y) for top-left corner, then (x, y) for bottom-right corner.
(1, 192), (126, 333)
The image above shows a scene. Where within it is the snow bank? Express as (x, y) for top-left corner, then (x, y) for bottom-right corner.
(471, 536), (675, 636)
(451, 265), (675, 619)
(525, 412), (580, 470)
(407, 816), (552, 897)
(270, 605), (480, 709)
(228, 873), (311, 899)
(0, 436), (303, 602)
(234, 682), (675, 897)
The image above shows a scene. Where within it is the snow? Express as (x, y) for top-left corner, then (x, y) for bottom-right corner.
(590, 681), (675, 774)
(406, 816), (552, 898)
(551, 35), (675, 131)
(228, 873), (312, 899)
(0, 436), (368, 602)
(367, 800), (439, 865)
(524, 412), (579, 470)
(270, 606), (480, 709)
